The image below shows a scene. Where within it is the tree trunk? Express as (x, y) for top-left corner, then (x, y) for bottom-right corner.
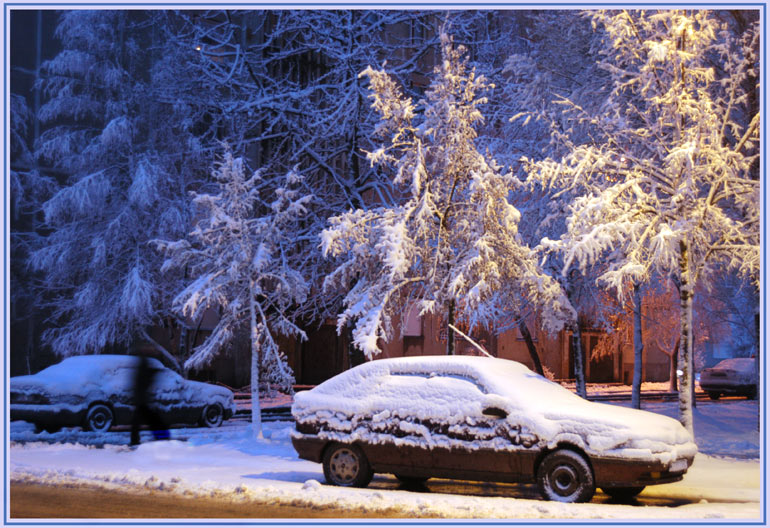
(178, 320), (188, 364)
(571, 323), (587, 398)
(446, 300), (455, 355)
(139, 329), (182, 372)
(631, 283), (644, 409)
(249, 281), (263, 439)
(678, 241), (695, 436)
(518, 319), (544, 376)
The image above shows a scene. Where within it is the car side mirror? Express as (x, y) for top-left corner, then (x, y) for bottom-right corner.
(482, 407), (508, 419)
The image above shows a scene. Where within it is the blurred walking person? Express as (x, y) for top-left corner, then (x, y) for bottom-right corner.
(130, 355), (169, 445)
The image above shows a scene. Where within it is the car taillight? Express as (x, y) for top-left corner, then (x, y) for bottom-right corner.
(10, 392), (49, 404)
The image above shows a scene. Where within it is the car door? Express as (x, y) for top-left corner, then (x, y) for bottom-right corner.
(357, 372), (436, 474)
(420, 373), (521, 480)
(107, 366), (141, 423)
(147, 367), (188, 424)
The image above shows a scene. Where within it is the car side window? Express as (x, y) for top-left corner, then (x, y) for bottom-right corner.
(390, 371), (488, 394)
(377, 372), (486, 411)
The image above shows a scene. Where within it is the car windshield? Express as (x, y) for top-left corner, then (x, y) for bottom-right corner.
(472, 360), (588, 410)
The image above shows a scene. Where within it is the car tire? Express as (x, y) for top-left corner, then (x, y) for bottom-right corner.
(200, 403), (224, 428)
(322, 443), (373, 488)
(85, 404), (114, 432)
(707, 391), (721, 400)
(537, 449), (595, 503)
(602, 486), (645, 500)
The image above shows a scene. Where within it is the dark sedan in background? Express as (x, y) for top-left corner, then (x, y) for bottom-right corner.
(10, 355), (236, 433)
(700, 357), (758, 400)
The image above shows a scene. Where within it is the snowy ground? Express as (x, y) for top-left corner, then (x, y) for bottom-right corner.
(6, 397), (763, 522)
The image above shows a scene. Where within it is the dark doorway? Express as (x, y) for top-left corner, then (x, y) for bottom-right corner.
(569, 332), (616, 383)
(587, 334), (615, 382)
(300, 324), (344, 385)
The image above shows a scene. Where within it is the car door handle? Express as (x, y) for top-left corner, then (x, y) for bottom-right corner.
(482, 407), (508, 419)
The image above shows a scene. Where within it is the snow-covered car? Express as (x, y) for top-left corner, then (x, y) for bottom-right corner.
(699, 358), (758, 400)
(10, 355), (236, 433)
(291, 356), (697, 503)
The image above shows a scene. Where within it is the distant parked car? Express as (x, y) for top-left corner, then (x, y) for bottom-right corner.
(10, 355), (236, 433)
(291, 356), (697, 503)
(699, 358), (758, 400)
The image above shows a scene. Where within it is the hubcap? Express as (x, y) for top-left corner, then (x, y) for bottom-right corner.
(330, 448), (359, 484)
(551, 464), (579, 496)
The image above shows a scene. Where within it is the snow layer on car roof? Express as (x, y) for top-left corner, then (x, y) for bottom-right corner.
(33, 354), (161, 376)
(307, 355), (582, 405)
(12, 355), (162, 399)
(712, 358), (756, 372)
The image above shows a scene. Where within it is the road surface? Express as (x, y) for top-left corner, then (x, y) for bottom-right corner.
(10, 481), (424, 519)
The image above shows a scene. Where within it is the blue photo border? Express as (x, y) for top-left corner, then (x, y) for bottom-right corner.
(2, 2), (766, 526)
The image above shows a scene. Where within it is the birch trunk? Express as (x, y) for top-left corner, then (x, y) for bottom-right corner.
(571, 323), (587, 398)
(678, 241), (695, 436)
(631, 283), (644, 409)
(249, 280), (263, 439)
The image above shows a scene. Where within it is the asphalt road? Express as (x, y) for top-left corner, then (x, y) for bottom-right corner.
(9, 481), (426, 519)
(11, 474), (698, 520)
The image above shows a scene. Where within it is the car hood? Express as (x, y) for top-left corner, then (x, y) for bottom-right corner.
(184, 381), (236, 413)
(538, 399), (697, 464)
(186, 380), (233, 399)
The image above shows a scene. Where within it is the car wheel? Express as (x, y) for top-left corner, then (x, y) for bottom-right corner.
(602, 486), (645, 500)
(537, 449), (595, 503)
(394, 474), (429, 485)
(85, 404), (114, 432)
(322, 443), (373, 488)
(707, 391), (721, 400)
(200, 403), (224, 428)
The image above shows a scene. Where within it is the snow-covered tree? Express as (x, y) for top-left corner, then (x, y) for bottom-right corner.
(485, 11), (608, 170)
(28, 11), (238, 367)
(155, 150), (311, 437)
(525, 10), (760, 434)
(24, 9), (498, 375)
(10, 94), (58, 373)
(322, 33), (572, 360)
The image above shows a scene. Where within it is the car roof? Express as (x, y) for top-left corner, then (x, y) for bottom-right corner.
(41, 355), (165, 374)
(311, 355), (578, 405)
(713, 357), (755, 370)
